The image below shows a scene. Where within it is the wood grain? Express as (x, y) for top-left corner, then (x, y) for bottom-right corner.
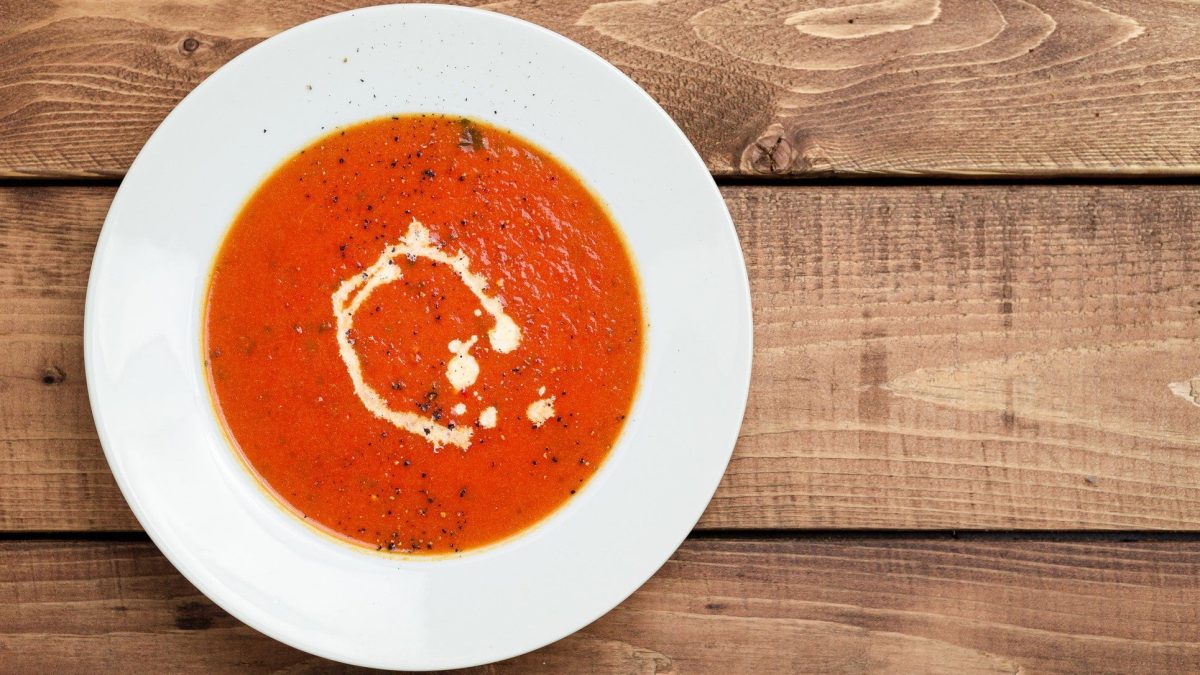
(4, 184), (1200, 531)
(733, 183), (1200, 530)
(1, 537), (1198, 672)
(3, 1), (1200, 177)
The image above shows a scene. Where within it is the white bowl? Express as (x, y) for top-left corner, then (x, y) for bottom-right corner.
(85, 5), (751, 669)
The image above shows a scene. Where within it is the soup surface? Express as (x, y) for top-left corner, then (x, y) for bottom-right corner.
(205, 115), (642, 554)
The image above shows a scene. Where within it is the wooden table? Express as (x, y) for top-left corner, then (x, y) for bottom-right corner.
(4, 2), (1200, 672)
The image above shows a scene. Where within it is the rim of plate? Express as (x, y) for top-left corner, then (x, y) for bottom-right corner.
(84, 4), (752, 670)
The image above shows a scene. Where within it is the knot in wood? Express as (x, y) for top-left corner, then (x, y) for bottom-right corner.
(40, 365), (65, 386)
(745, 133), (796, 174)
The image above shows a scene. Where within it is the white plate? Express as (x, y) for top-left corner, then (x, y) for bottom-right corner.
(85, 4), (751, 670)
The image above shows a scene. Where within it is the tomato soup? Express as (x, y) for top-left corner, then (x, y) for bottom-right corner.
(204, 115), (642, 554)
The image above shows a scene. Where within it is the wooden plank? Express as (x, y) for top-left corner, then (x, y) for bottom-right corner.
(4, 184), (1200, 531)
(731, 183), (1200, 530)
(3, 1), (1200, 178)
(0, 187), (133, 529)
(1, 537), (1198, 672)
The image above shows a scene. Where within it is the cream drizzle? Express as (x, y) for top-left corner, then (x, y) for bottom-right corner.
(526, 397), (556, 427)
(446, 336), (480, 391)
(332, 219), (523, 449)
(478, 406), (498, 429)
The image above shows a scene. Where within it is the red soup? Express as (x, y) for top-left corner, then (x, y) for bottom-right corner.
(205, 115), (643, 554)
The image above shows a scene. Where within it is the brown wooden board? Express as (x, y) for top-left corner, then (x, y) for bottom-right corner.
(3, 1), (1200, 178)
(3, 184), (1200, 532)
(1, 537), (1198, 672)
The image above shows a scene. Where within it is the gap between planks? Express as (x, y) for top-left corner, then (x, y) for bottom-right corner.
(7, 530), (1200, 543)
(7, 176), (1200, 189)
